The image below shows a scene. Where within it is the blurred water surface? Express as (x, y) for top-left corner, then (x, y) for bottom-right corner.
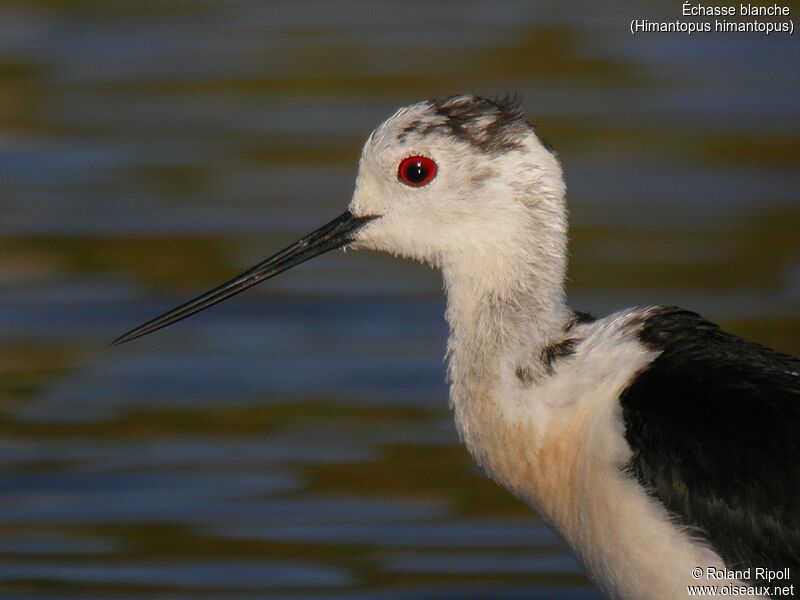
(0, 1), (798, 598)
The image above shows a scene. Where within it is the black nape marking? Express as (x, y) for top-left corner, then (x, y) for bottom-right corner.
(409, 95), (533, 155)
(515, 365), (534, 386)
(431, 95), (526, 153)
(516, 335), (582, 387)
(397, 120), (421, 144)
(541, 338), (578, 374)
(620, 306), (800, 587)
(515, 311), (591, 387)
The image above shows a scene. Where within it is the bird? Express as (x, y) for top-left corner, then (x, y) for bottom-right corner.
(114, 95), (799, 600)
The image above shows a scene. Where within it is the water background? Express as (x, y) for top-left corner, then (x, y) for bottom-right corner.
(0, 1), (798, 598)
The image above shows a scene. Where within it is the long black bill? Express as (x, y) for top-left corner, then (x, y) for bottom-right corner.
(112, 211), (375, 346)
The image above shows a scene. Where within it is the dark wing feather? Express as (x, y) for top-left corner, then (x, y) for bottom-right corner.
(620, 306), (800, 589)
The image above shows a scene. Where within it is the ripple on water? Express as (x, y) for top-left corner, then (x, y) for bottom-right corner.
(0, 561), (353, 589)
(0, 471), (302, 525)
(217, 519), (561, 548)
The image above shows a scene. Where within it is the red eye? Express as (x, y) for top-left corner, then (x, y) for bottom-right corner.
(398, 155), (437, 187)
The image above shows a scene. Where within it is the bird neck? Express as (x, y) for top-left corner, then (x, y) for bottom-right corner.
(441, 246), (570, 386)
(440, 249), (570, 475)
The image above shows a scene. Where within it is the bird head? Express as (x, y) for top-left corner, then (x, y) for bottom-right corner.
(114, 95), (567, 345)
(350, 95), (566, 275)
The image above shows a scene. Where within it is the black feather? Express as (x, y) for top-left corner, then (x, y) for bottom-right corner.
(620, 306), (800, 593)
(541, 337), (578, 374)
(416, 95), (530, 154)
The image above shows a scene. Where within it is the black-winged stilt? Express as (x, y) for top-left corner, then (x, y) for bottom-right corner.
(114, 95), (800, 599)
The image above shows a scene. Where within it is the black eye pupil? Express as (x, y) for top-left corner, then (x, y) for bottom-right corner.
(398, 155), (437, 187)
(405, 161), (428, 183)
